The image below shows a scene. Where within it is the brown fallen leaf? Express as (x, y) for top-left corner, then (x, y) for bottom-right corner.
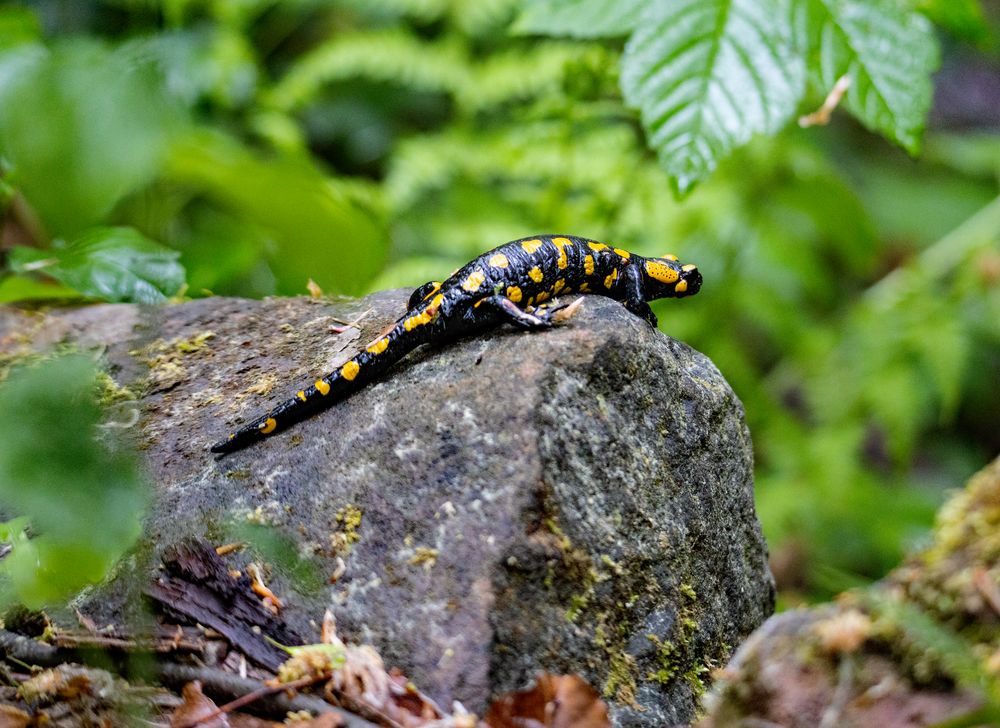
(484, 673), (610, 728)
(0, 705), (31, 728)
(171, 680), (230, 728)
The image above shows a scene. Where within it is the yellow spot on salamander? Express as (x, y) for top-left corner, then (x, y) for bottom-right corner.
(553, 279), (565, 294)
(429, 293), (444, 311)
(645, 260), (679, 284)
(507, 286), (522, 303)
(404, 308), (435, 331)
(682, 263), (698, 272)
(367, 337), (389, 355)
(341, 360), (360, 381)
(663, 254), (678, 261)
(422, 282), (442, 300)
(588, 242), (608, 252)
(579, 281), (590, 292)
(604, 269), (618, 288)
(584, 255), (595, 275)
(488, 253), (509, 268)
(521, 239), (543, 254)
(613, 248), (631, 260)
(315, 379), (330, 395)
(535, 291), (550, 303)
(553, 237), (570, 269)
(675, 280), (689, 293)
(462, 270), (486, 293)
(296, 390), (307, 402)
(474, 298), (487, 308)
(528, 267), (544, 283)
(260, 417), (277, 434)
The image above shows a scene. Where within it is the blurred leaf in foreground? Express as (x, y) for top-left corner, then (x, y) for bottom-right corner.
(0, 38), (183, 238)
(9, 227), (186, 304)
(0, 355), (151, 609)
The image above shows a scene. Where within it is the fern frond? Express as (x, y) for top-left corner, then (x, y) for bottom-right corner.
(266, 29), (467, 111)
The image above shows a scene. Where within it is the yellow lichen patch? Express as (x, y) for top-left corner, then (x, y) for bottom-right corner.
(613, 248), (631, 260)
(535, 291), (550, 303)
(366, 337), (389, 355)
(488, 253), (509, 268)
(604, 269), (618, 288)
(507, 286), (522, 302)
(296, 390), (307, 402)
(584, 255), (595, 275)
(588, 242), (608, 252)
(521, 239), (543, 254)
(675, 280), (688, 293)
(663, 254), (678, 261)
(529, 267), (544, 283)
(341, 360), (360, 381)
(682, 263), (698, 272)
(553, 279), (566, 294)
(315, 379), (330, 395)
(260, 417), (277, 434)
(462, 270), (486, 293)
(645, 260), (679, 284)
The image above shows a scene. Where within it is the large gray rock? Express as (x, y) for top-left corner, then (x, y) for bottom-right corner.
(0, 291), (774, 726)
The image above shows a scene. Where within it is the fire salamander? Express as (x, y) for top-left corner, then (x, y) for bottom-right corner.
(211, 234), (702, 454)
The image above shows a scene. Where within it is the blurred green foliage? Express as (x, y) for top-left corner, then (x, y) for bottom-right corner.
(0, 355), (150, 609)
(0, 0), (997, 604)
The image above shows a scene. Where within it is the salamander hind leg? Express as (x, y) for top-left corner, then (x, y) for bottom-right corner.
(408, 281), (442, 309)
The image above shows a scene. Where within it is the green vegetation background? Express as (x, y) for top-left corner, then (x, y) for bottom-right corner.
(1, 0), (999, 607)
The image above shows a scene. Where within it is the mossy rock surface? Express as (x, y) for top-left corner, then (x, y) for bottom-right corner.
(0, 291), (774, 726)
(701, 457), (1000, 728)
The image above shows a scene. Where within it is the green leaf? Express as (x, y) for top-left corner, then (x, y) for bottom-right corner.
(0, 355), (150, 609)
(166, 131), (387, 296)
(0, 275), (83, 303)
(0, 5), (40, 51)
(621, 0), (804, 194)
(513, 0), (649, 38)
(9, 227), (186, 303)
(801, 0), (939, 154)
(0, 39), (184, 238)
(915, 0), (992, 46)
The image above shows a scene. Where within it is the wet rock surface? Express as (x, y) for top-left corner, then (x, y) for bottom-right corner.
(0, 291), (774, 726)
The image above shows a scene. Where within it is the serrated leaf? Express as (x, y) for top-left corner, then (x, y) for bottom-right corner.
(10, 227), (186, 303)
(513, 0), (648, 38)
(802, 0), (939, 154)
(621, 0), (804, 194)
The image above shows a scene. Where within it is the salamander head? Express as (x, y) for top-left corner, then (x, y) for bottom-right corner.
(641, 256), (702, 299)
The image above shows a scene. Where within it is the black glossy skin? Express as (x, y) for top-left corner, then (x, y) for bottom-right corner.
(211, 234), (702, 454)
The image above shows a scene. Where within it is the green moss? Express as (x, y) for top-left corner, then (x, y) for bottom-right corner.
(595, 623), (641, 709)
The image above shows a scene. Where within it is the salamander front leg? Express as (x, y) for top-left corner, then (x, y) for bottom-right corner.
(475, 295), (555, 330)
(621, 265), (658, 327)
